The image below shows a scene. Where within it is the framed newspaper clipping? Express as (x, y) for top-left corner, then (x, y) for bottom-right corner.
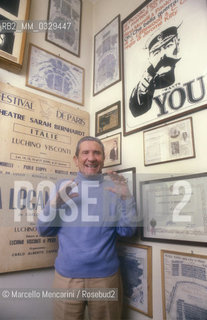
(118, 242), (152, 317)
(93, 15), (121, 95)
(143, 117), (195, 166)
(161, 250), (207, 320)
(122, 0), (207, 136)
(140, 172), (207, 246)
(0, 0), (31, 72)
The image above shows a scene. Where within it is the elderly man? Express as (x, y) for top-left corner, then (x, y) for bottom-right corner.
(37, 136), (137, 320)
(129, 25), (181, 117)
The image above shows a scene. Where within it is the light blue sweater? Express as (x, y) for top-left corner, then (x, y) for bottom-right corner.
(37, 172), (137, 278)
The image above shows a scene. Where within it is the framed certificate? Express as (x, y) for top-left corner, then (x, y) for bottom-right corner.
(141, 172), (207, 246)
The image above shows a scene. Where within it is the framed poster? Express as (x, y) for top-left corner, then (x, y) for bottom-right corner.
(118, 242), (152, 317)
(0, 81), (89, 273)
(95, 101), (121, 137)
(161, 250), (207, 320)
(46, 0), (82, 57)
(101, 133), (121, 168)
(93, 15), (121, 95)
(143, 117), (195, 166)
(26, 44), (84, 106)
(122, 0), (207, 135)
(115, 167), (136, 198)
(140, 172), (207, 246)
(0, 0), (30, 72)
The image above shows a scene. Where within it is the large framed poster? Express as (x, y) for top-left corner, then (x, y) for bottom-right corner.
(0, 81), (89, 273)
(161, 250), (207, 320)
(0, 0), (31, 72)
(122, 0), (207, 135)
(118, 242), (152, 317)
(140, 172), (207, 246)
(46, 0), (82, 57)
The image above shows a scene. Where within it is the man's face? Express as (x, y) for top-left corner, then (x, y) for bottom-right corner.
(149, 36), (180, 75)
(74, 141), (105, 176)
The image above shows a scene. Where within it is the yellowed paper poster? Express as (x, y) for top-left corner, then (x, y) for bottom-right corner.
(0, 81), (89, 273)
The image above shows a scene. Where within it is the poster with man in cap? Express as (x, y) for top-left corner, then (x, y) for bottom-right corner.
(122, 0), (207, 135)
(129, 24), (181, 117)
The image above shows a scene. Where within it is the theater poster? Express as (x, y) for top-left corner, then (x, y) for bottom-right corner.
(122, 0), (207, 135)
(0, 81), (89, 273)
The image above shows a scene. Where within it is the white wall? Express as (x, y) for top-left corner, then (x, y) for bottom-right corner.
(0, 0), (93, 319)
(90, 1), (207, 320)
(1, 0), (207, 319)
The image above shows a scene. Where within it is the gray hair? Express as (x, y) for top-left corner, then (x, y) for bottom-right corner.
(75, 136), (105, 157)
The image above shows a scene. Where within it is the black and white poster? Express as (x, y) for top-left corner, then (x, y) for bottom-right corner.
(122, 0), (207, 135)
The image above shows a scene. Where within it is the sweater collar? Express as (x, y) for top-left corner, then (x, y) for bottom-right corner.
(76, 171), (104, 182)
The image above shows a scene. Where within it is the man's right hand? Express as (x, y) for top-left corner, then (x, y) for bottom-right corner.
(50, 180), (79, 208)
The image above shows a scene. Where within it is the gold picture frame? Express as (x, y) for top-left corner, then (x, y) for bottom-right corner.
(0, 0), (31, 72)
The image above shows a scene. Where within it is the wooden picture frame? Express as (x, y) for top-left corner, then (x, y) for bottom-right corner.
(118, 242), (152, 317)
(161, 250), (207, 320)
(101, 133), (121, 168)
(46, 0), (82, 57)
(95, 101), (121, 137)
(122, 0), (207, 135)
(26, 43), (84, 106)
(143, 117), (195, 166)
(140, 172), (207, 246)
(93, 15), (121, 95)
(0, 0), (30, 72)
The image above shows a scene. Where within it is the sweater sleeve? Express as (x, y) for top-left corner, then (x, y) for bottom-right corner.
(115, 196), (138, 237)
(36, 200), (61, 237)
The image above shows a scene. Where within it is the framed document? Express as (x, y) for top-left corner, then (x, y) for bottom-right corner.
(93, 15), (121, 95)
(161, 250), (207, 320)
(140, 172), (207, 246)
(118, 242), (152, 317)
(116, 167), (136, 198)
(26, 44), (84, 106)
(122, 0), (207, 135)
(101, 133), (121, 168)
(46, 0), (82, 57)
(0, 0), (31, 72)
(143, 117), (195, 166)
(95, 101), (121, 137)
